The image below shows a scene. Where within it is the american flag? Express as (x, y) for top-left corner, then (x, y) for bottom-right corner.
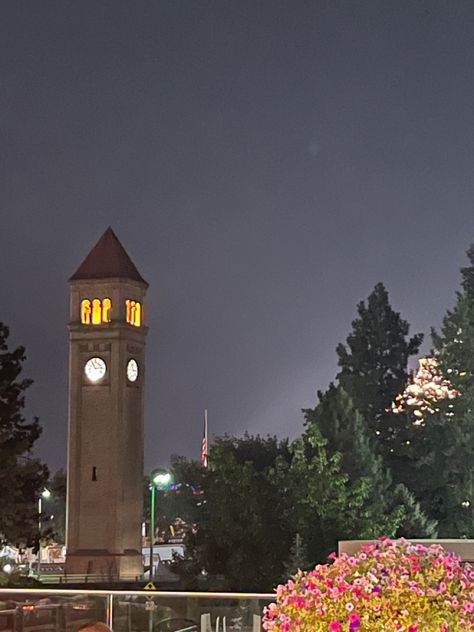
(201, 409), (208, 468)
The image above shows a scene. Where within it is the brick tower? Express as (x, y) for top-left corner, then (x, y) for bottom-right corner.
(65, 228), (147, 580)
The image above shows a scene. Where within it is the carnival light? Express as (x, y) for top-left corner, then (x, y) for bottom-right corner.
(391, 357), (460, 425)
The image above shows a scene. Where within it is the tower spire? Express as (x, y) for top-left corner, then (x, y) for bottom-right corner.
(70, 227), (147, 285)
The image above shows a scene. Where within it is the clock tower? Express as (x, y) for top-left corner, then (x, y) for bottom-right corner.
(65, 228), (148, 580)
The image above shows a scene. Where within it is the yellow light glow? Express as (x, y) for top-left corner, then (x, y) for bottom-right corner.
(81, 299), (91, 325)
(102, 297), (112, 323)
(126, 299), (142, 327)
(92, 299), (102, 324)
(134, 301), (141, 327)
(81, 298), (113, 325)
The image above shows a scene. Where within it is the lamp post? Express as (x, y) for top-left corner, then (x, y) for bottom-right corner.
(37, 488), (51, 579)
(149, 469), (172, 580)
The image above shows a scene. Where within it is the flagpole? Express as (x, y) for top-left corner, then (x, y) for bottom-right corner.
(204, 408), (208, 467)
(202, 409), (209, 468)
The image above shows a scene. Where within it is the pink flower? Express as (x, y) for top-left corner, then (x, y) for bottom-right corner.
(262, 537), (474, 631)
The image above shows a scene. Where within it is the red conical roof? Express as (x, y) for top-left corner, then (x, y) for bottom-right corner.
(70, 227), (148, 285)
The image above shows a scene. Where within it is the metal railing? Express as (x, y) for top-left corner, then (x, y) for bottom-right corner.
(0, 589), (274, 632)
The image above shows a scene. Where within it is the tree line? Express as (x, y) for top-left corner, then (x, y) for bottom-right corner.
(1, 247), (474, 590)
(168, 248), (474, 591)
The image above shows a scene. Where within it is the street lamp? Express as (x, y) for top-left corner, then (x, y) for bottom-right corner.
(149, 469), (172, 580)
(37, 488), (51, 579)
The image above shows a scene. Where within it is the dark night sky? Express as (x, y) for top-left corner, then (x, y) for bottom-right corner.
(2, 1), (474, 473)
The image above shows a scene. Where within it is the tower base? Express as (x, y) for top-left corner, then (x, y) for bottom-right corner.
(65, 549), (143, 581)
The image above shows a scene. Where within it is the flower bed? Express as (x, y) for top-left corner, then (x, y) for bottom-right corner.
(263, 538), (474, 631)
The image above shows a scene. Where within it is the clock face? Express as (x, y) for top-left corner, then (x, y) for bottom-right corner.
(84, 357), (107, 383)
(127, 358), (139, 383)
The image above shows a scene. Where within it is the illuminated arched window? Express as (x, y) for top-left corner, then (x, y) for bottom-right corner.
(92, 299), (102, 325)
(102, 298), (112, 323)
(81, 299), (91, 324)
(134, 302), (141, 327)
(130, 301), (137, 325)
(125, 299), (142, 326)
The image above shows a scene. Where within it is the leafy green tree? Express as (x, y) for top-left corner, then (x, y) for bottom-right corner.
(304, 385), (437, 538)
(274, 424), (403, 564)
(336, 282), (423, 470)
(0, 322), (48, 545)
(172, 436), (301, 591)
(184, 435), (292, 591)
(174, 430), (417, 591)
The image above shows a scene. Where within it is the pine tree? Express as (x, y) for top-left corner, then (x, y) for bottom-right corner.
(407, 247), (474, 536)
(283, 533), (310, 578)
(387, 484), (439, 538)
(305, 384), (383, 482)
(336, 282), (423, 467)
(304, 385), (437, 538)
(0, 322), (48, 545)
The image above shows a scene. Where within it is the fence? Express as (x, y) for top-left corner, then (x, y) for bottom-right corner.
(0, 589), (274, 632)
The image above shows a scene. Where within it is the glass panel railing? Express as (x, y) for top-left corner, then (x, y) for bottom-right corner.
(0, 591), (109, 632)
(0, 590), (273, 632)
(112, 593), (271, 632)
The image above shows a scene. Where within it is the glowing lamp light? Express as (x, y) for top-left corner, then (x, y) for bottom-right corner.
(152, 472), (172, 488)
(149, 468), (173, 581)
